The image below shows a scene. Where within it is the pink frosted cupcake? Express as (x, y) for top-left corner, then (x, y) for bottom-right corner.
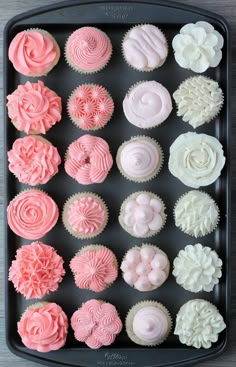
(7, 81), (62, 134)
(67, 84), (114, 130)
(18, 302), (68, 352)
(8, 29), (60, 76)
(71, 299), (122, 348)
(7, 189), (59, 240)
(65, 27), (112, 73)
(9, 241), (65, 299)
(8, 136), (61, 186)
(65, 135), (113, 185)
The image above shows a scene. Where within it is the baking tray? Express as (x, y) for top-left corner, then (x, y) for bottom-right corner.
(3, 0), (231, 366)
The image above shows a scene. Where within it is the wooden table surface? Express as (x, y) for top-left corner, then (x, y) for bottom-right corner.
(0, 0), (235, 366)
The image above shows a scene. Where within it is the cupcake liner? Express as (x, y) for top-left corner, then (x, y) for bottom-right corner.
(126, 300), (172, 346)
(62, 192), (109, 239)
(116, 135), (164, 183)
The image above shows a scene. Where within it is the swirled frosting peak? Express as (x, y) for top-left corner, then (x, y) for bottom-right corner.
(168, 132), (226, 188)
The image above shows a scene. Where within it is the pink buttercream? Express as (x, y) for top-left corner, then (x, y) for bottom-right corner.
(8, 30), (60, 76)
(7, 81), (62, 134)
(18, 302), (68, 352)
(65, 135), (113, 184)
(70, 247), (118, 292)
(9, 241), (65, 299)
(71, 300), (122, 348)
(123, 81), (172, 128)
(7, 190), (59, 240)
(66, 27), (112, 72)
(8, 136), (61, 186)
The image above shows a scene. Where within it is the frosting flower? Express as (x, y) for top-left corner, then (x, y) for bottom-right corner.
(9, 241), (65, 299)
(71, 300), (122, 348)
(18, 302), (68, 352)
(172, 21), (224, 73)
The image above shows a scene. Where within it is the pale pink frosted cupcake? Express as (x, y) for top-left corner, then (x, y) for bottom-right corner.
(18, 302), (68, 352)
(67, 84), (114, 130)
(65, 27), (112, 73)
(65, 135), (113, 185)
(70, 245), (118, 292)
(8, 136), (61, 186)
(7, 81), (62, 134)
(71, 299), (122, 348)
(8, 29), (60, 76)
(9, 241), (65, 299)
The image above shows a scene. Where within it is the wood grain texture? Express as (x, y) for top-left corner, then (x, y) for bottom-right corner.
(0, 0), (235, 366)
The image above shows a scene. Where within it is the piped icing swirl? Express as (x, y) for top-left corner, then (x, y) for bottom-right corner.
(123, 81), (172, 128)
(7, 190), (59, 240)
(7, 81), (62, 134)
(168, 132), (226, 188)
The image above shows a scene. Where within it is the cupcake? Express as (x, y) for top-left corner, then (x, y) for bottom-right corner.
(121, 244), (170, 291)
(18, 302), (68, 352)
(64, 134), (113, 185)
(67, 84), (114, 130)
(168, 132), (226, 188)
(172, 21), (224, 73)
(9, 241), (65, 299)
(123, 81), (172, 129)
(174, 299), (226, 348)
(71, 299), (122, 349)
(7, 81), (62, 134)
(173, 76), (224, 128)
(174, 190), (219, 237)
(119, 191), (166, 238)
(122, 24), (168, 71)
(173, 244), (222, 292)
(65, 27), (112, 73)
(126, 301), (172, 346)
(7, 189), (59, 240)
(8, 136), (61, 186)
(62, 193), (108, 239)
(8, 29), (60, 76)
(116, 136), (163, 182)
(70, 245), (118, 292)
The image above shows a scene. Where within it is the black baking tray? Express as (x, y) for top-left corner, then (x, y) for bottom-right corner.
(3, 1), (231, 367)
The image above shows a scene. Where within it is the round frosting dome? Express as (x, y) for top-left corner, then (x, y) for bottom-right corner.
(168, 132), (226, 188)
(122, 24), (168, 71)
(174, 190), (219, 237)
(123, 81), (172, 129)
(173, 244), (222, 292)
(174, 299), (226, 348)
(173, 76), (224, 129)
(172, 21), (224, 73)
(65, 27), (112, 73)
(116, 136), (163, 182)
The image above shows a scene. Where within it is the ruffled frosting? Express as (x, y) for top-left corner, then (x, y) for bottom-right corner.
(8, 30), (60, 76)
(66, 27), (112, 72)
(9, 241), (65, 299)
(68, 84), (114, 130)
(8, 136), (61, 186)
(70, 246), (118, 292)
(174, 299), (226, 348)
(172, 21), (224, 73)
(123, 24), (168, 71)
(18, 302), (68, 352)
(7, 80), (62, 134)
(7, 190), (59, 240)
(121, 245), (169, 291)
(65, 134), (113, 184)
(71, 300), (122, 348)
(173, 244), (222, 292)
(168, 132), (226, 188)
(173, 76), (223, 128)
(123, 81), (172, 128)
